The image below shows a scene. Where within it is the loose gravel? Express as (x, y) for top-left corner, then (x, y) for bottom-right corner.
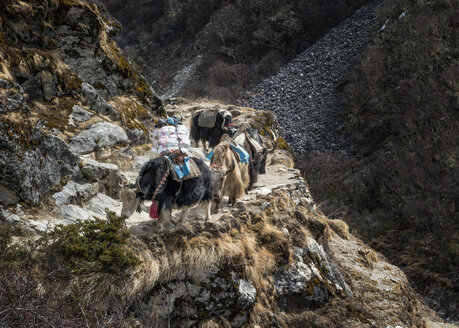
(239, 2), (380, 155)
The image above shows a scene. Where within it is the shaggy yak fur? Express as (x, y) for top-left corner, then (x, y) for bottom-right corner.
(190, 109), (233, 150)
(210, 141), (250, 213)
(240, 129), (268, 190)
(120, 157), (212, 230)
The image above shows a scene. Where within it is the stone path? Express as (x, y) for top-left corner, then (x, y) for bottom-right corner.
(1, 103), (312, 237)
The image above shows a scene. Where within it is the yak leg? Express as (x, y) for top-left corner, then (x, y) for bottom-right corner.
(201, 139), (207, 151)
(212, 198), (220, 215)
(179, 208), (190, 223)
(157, 207), (172, 232)
(202, 201), (212, 221)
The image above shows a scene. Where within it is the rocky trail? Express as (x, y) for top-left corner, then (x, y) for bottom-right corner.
(2, 101), (453, 327)
(0, 101), (308, 237)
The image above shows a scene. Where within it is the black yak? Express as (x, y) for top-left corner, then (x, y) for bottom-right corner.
(120, 157), (212, 231)
(190, 109), (234, 150)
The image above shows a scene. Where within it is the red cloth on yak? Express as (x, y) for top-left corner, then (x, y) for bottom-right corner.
(149, 201), (159, 220)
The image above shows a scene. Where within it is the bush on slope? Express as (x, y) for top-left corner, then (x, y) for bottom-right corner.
(301, 0), (458, 318)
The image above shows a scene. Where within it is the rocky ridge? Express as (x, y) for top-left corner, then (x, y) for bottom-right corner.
(239, 1), (380, 154)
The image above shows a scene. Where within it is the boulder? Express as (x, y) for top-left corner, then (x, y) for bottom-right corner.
(80, 158), (122, 196)
(0, 122), (80, 205)
(57, 204), (104, 221)
(85, 193), (121, 216)
(69, 105), (93, 124)
(52, 181), (98, 206)
(80, 158), (119, 181)
(81, 82), (120, 120)
(141, 268), (256, 327)
(70, 122), (128, 154)
(273, 238), (352, 310)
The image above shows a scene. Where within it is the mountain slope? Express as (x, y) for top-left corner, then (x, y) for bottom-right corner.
(101, 0), (371, 101)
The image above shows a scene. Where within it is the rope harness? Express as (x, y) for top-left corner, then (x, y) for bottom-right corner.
(149, 167), (170, 219)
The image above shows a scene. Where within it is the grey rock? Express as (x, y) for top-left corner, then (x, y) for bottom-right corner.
(0, 184), (19, 206)
(85, 193), (121, 216)
(0, 123), (80, 205)
(80, 158), (119, 181)
(80, 158), (122, 197)
(141, 268), (256, 327)
(0, 206), (69, 234)
(260, 202), (271, 211)
(133, 155), (151, 170)
(273, 238), (352, 310)
(237, 278), (257, 309)
(70, 122), (128, 154)
(70, 105), (93, 124)
(304, 237), (352, 297)
(57, 204), (104, 221)
(52, 181), (98, 206)
(81, 82), (120, 120)
(0, 206), (22, 225)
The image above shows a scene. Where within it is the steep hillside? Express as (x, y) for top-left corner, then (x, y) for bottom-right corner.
(0, 97), (452, 327)
(239, 0), (457, 321)
(299, 0), (458, 320)
(240, 2), (378, 154)
(100, 0), (370, 101)
(0, 0), (162, 206)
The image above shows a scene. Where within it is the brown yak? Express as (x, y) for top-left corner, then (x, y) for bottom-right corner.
(210, 141), (250, 213)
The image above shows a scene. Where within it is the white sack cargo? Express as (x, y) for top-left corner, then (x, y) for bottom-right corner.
(151, 125), (191, 157)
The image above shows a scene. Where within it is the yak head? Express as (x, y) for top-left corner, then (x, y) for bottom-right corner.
(119, 179), (141, 218)
(120, 157), (169, 218)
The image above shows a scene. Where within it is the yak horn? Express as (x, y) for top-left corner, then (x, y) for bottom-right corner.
(117, 177), (124, 188)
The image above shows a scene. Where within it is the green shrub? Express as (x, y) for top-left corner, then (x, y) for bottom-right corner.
(47, 212), (139, 274)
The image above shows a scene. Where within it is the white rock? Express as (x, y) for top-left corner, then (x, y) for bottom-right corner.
(256, 188), (272, 196)
(70, 122), (128, 154)
(57, 204), (104, 221)
(85, 193), (121, 216)
(52, 181), (98, 206)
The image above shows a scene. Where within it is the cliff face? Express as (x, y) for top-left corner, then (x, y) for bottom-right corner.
(0, 0), (162, 205)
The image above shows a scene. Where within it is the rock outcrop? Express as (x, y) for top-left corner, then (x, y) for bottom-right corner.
(0, 0), (162, 206)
